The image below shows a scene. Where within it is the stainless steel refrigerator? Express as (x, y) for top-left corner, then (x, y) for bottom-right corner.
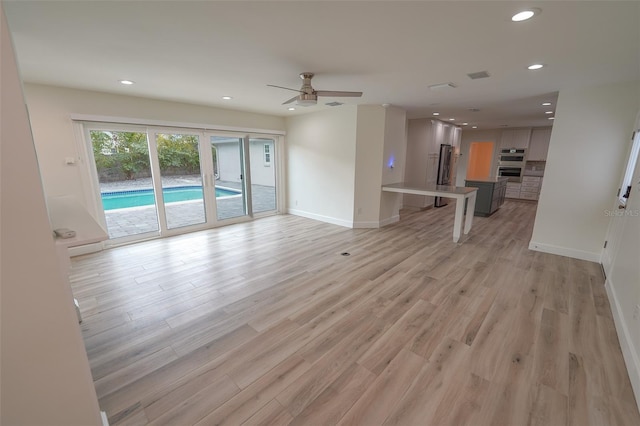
(434, 144), (453, 207)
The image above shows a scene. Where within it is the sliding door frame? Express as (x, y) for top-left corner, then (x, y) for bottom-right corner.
(75, 120), (284, 247)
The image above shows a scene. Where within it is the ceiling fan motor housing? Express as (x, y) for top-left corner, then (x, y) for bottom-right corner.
(297, 93), (317, 106)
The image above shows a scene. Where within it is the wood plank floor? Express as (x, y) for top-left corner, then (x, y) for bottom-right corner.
(69, 200), (640, 426)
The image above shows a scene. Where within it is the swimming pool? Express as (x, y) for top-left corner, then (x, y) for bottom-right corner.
(101, 186), (240, 210)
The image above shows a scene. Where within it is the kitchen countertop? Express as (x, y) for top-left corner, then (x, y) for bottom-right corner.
(464, 176), (509, 183)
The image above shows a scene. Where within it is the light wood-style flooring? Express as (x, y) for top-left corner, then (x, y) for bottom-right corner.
(70, 200), (640, 425)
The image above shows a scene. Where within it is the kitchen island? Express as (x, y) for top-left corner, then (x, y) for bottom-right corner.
(382, 182), (478, 243)
(464, 176), (508, 216)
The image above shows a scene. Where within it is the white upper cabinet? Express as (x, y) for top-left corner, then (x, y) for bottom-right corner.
(499, 129), (531, 149)
(528, 127), (552, 161)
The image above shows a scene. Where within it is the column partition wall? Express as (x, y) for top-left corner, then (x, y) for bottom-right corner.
(81, 122), (281, 244)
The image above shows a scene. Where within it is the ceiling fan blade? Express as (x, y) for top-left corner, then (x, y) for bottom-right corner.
(315, 90), (363, 98)
(267, 84), (302, 93)
(282, 95), (299, 105)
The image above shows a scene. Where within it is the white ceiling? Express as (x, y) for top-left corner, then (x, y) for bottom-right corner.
(4, 1), (639, 129)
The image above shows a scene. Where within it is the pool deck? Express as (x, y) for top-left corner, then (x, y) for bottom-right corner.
(101, 176), (276, 239)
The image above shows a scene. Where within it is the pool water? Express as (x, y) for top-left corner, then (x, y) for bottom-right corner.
(101, 186), (240, 210)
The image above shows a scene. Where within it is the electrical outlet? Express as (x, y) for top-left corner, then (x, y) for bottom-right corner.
(295, 200), (298, 207)
(634, 304), (640, 321)
(357, 207), (362, 215)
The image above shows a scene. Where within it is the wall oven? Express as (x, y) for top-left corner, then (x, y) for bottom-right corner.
(497, 148), (526, 181)
(498, 148), (527, 164)
(497, 165), (524, 182)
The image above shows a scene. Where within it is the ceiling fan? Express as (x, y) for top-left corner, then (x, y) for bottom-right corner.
(267, 72), (363, 106)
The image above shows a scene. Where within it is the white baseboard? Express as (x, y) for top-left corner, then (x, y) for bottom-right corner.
(68, 242), (104, 257)
(605, 278), (640, 413)
(528, 241), (601, 262)
(101, 411), (109, 426)
(353, 220), (380, 229)
(287, 208), (353, 228)
(379, 214), (400, 227)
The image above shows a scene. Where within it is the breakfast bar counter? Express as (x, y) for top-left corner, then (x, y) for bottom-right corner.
(382, 182), (478, 243)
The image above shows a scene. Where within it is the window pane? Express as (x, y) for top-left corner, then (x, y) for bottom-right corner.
(156, 133), (206, 229)
(211, 136), (247, 220)
(90, 130), (159, 239)
(250, 138), (277, 214)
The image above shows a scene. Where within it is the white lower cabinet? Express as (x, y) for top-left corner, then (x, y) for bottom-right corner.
(505, 177), (542, 200)
(506, 182), (522, 198)
(519, 176), (542, 200)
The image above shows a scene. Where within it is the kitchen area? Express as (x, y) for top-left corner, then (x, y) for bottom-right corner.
(405, 120), (552, 218)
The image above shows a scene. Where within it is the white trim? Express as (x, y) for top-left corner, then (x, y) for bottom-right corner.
(605, 278), (640, 413)
(380, 214), (400, 227)
(353, 221), (380, 229)
(101, 411), (110, 426)
(287, 208), (353, 228)
(70, 113), (286, 136)
(352, 214), (401, 229)
(68, 242), (104, 257)
(528, 241), (601, 262)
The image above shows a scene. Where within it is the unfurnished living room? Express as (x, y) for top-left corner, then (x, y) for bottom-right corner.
(1, 1), (640, 425)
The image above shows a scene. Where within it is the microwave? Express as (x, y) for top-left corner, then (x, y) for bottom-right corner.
(497, 165), (524, 182)
(498, 148), (527, 164)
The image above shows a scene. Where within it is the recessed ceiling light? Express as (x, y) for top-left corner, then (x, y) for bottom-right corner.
(432, 112), (440, 116)
(511, 8), (540, 22)
(449, 118), (455, 121)
(288, 107), (295, 111)
(542, 102), (552, 106)
(119, 80), (134, 85)
(472, 126), (478, 129)
(548, 117), (555, 120)
(462, 122), (469, 125)
(527, 64), (545, 70)
(222, 96), (232, 100)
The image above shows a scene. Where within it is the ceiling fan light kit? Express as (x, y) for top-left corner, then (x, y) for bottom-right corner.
(268, 72), (362, 106)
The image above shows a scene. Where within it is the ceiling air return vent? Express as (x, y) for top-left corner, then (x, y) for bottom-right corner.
(467, 71), (490, 80)
(325, 101), (344, 107)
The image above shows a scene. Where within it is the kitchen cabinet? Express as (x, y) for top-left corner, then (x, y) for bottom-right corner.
(520, 176), (542, 200)
(465, 177), (508, 216)
(499, 129), (531, 149)
(528, 127), (552, 161)
(506, 182), (521, 198)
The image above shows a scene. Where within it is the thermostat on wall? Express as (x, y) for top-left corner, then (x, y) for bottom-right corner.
(54, 228), (76, 239)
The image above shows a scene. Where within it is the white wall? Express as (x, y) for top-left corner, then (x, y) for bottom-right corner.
(0, 6), (102, 424)
(353, 105), (386, 227)
(22, 83), (285, 206)
(285, 107), (358, 227)
(530, 80), (640, 261)
(379, 106), (407, 225)
(249, 140), (276, 187)
(456, 128), (502, 186)
(216, 142), (242, 183)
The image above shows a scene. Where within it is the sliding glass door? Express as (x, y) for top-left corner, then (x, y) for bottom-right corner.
(209, 135), (248, 221)
(86, 124), (278, 242)
(153, 132), (206, 229)
(89, 129), (160, 239)
(249, 137), (277, 215)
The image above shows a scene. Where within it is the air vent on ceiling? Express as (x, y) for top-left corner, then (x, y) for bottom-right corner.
(467, 71), (490, 80)
(325, 101), (344, 107)
(468, 108), (481, 112)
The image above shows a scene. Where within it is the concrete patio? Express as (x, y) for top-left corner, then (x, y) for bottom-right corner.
(101, 176), (276, 239)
